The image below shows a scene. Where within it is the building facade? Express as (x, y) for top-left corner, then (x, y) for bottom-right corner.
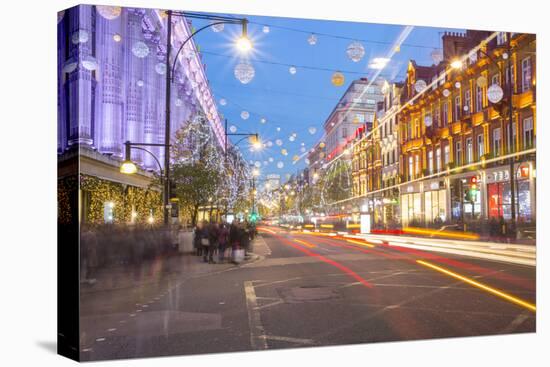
(398, 31), (536, 229)
(58, 5), (223, 224)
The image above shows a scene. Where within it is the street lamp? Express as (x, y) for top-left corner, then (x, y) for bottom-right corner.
(120, 140), (170, 222)
(224, 119), (261, 158)
(163, 11), (252, 226)
(450, 58), (463, 69)
(472, 33), (517, 230)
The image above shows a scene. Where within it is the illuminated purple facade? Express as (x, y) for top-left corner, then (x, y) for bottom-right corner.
(57, 5), (224, 171)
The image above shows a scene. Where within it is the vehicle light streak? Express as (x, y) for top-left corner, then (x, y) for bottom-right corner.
(416, 260), (536, 312)
(346, 239), (375, 248)
(295, 239), (316, 248)
(403, 227), (480, 240)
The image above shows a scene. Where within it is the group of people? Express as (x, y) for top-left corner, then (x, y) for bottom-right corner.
(193, 220), (257, 264)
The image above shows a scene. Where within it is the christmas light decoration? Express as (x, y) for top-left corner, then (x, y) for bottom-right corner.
(72, 29), (89, 44)
(132, 41), (150, 58)
(331, 72), (345, 87)
(234, 62), (255, 84)
(346, 41), (365, 62)
(219, 98), (227, 106)
(262, 26), (270, 33)
(155, 63), (166, 75)
(307, 34), (318, 45)
(289, 66), (297, 75)
(241, 111), (250, 120)
(211, 21), (224, 32)
(96, 5), (122, 20)
(308, 126), (317, 135)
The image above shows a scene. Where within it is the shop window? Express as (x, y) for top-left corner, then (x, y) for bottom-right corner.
(428, 151), (434, 174)
(444, 145), (450, 165)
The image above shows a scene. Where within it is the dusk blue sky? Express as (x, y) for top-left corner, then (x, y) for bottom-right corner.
(187, 11), (465, 179)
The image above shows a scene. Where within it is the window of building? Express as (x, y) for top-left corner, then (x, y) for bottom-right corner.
(342, 127), (347, 138)
(464, 89), (471, 113)
(456, 141), (462, 166)
(409, 156), (413, 179)
(493, 127), (502, 156)
(415, 155), (420, 176)
(434, 105), (441, 127)
(497, 32), (507, 45)
(507, 123), (517, 153)
(428, 150), (434, 174)
(454, 95), (461, 121)
(466, 137), (473, 164)
(523, 116), (534, 149)
(522, 57), (532, 93)
(443, 102), (448, 126)
(476, 86), (483, 112)
(505, 64), (515, 89)
(415, 119), (420, 138)
(444, 145), (450, 165)
(355, 113), (365, 123)
(436, 147), (442, 172)
(477, 133), (484, 159)
(491, 74), (500, 86)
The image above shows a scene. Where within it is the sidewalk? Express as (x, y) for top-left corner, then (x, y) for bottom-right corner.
(81, 240), (263, 295)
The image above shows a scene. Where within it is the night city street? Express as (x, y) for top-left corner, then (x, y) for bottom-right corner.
(79, 226), (535, 361)
(55, 4), (536, 362)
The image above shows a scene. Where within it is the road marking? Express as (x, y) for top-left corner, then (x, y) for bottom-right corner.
(416, 260), (536, 312)
(129, 313), (136, 317)
(346, 239), (375, 248)
(295, 239), (316, 248)
(107, 328), (116, 332)
(95, 338), (106, 342)
(255, 299), (284, 310)
(82, 348), (92, 352)
(260, 335), (316, 345)
(244, 281), (268, 350)
(501, 311), (531, 333)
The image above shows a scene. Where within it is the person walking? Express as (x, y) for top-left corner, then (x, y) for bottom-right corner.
(200, 221), (211, 262)
(218, 222), (229, 263)
(207, 222), (220, 263)
(193, 222), (204, 256)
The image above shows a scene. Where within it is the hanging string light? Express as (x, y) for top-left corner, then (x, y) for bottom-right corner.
(96, 5), (122, 20)
(241, 111), (250, 120)
(211, 21), (224, 32)
(277, 161), (284, 169)
(275, 139), (283, 146)
(289, 66), (297, 75)
(132, 41), (149, 58)
(262, 26), (270, 33)
(307, 34), (318, 45)
(219, 98), (227, 106)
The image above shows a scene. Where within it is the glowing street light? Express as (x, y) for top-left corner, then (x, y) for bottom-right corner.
(120, 160), (138, 174)
(450, 59), (463, 69)
(236, 35), (253, 52)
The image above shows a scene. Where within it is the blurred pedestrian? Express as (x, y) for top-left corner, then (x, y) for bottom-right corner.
(207, 222), (220, 263)
(218, 222), (229, 263)
(193, 222), (204, 256)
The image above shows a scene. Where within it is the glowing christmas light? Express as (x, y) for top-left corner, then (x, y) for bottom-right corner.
(219, 98), (227, 106)
(414, 79), (427, 93)
(289, 66), (297, 75)
(113, 33), (122, 42)
(262, 26), (270, 33)
(277, 161), (284, 169)
(132, 41), (150, 58)
(281, 149), (288, 156)
(234, 62), (255, 84)
(275, 139), (283, 146)
(331, 72), (345, 87)
(346, 41), (365, 62)
(260, 117), (267, 124)
(229, 125), (237, 133)
(72, 29), (89, 44)
(241, 111), (250, 120)
(96, 5), (121, 20)
(308, 126), (317, 135)
(155, 63), (166, 75)
(308, 34), (317, 45)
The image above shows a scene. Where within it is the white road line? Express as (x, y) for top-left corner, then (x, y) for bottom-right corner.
(255, 299), (284, 310)
(95, 338), (106, 342)
(244, 281), (268, 350)
(107, 328), (116, 332)
(501, 311), (531, 333)
(260, 335), (316, 345)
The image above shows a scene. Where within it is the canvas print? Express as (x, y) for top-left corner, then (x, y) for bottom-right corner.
(57, 4), (536, 362)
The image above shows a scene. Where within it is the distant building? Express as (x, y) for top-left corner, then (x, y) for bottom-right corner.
(323, 78), (384, 161)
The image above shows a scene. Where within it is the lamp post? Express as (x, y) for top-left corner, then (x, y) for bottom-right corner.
(120, 141), (170, 223)
(224, 119), (260, 159)
(163, 10), (252, 226)
(472, 33), (516, 231)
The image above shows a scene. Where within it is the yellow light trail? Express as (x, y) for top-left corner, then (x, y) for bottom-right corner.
(416, 260), (536, 312)
(346, 239), (375, 248)
(404, 227), (480, 240)
(295, 239), (316, 248)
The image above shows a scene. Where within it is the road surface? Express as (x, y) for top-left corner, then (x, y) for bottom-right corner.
(80, 226), (536, 361)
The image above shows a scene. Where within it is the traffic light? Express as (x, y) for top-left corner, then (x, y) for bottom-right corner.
(465, 176), (479, 202)
(249, 211), (259, 223)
